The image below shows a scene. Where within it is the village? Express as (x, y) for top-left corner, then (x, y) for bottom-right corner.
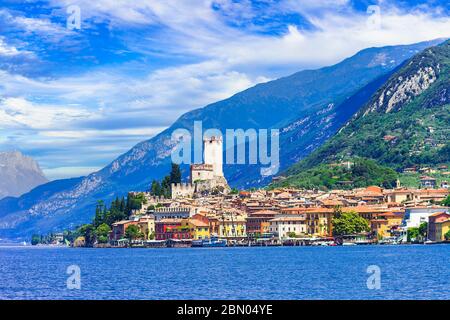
(102, 137), (450, 248)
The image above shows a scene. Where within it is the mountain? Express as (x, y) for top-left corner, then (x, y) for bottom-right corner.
(279, 40), (450, 187)
(0, 151), (48, 200)
(0, 39), (444, 239)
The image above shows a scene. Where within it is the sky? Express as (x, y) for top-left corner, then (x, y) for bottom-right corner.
(0, 0), (449, 180)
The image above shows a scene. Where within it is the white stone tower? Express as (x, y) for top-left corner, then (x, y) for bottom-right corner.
(203, 136), (223, 177)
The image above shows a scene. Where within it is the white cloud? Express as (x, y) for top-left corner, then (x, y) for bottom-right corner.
(0, 37), (34, 57)
(1, 0), (449, 179)
(0, 97), (92, 130)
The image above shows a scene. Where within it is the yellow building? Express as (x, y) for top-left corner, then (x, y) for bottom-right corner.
(428, 212), (450, 242)
(183, 218), (210, 240)
(434, 220), (450, 242)
(217, 213), (247, 239)
(370, 212), (404, 239)
(137, 215), (155, 240)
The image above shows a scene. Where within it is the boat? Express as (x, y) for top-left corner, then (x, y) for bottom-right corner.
(192, 236), (227, 248)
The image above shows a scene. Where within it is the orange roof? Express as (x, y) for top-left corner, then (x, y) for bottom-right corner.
(251, 210), (279, 215)
(270, 217), (306, 222)
(189, 219), (209, 227)
(365, 186), (383, 194)
(429, 212), (450, 218)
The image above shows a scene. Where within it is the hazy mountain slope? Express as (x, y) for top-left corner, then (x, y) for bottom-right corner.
(282, 40), (450, 184)
(0, 151), (48, 200)
(0, 39), (443, 239)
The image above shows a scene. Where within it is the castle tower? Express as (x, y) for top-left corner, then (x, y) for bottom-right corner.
(203, 136), (223, 177)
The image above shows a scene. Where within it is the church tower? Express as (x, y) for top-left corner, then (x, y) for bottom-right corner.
(203, 136), (223, 177)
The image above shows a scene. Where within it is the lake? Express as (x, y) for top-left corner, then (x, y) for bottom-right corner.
(0, 245), (449, 300)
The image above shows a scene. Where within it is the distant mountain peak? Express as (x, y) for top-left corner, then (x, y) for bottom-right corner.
(0, 151), (48, 199)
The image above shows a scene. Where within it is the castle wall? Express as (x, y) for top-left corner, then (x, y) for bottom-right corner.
(171, 183), (195, 199)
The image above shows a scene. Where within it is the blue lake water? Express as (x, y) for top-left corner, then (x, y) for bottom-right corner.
(0, 245), (449, 300)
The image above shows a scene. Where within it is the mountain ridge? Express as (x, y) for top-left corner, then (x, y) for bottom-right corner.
(280, 40), (450, 186)
(0, 151), (48, 200)
(0, 39), (445, 239)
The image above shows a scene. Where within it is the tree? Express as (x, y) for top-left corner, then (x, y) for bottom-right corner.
(93, 200), (106, 227)
(169, 163), (182, 185)
(95, 223), (111, 244)
(151, 180), (162, 196)
(125, 225), (143, 241)
(31, 234), (41, 245)
(442, 195), (450, 207)
(287, 232), (297, 238)
(418, 222), (428, 239)
(77, 224), (95, 246)
(407, 227), (420, 242)
(332, 211), (370, 236)
(445, 230), (450, 241)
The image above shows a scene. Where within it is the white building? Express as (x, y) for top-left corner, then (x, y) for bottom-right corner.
(172, 136), (229, 199)
(402, 206), (450, 229)
(269, 216), (307, 239)
(203, 136), (223, 177)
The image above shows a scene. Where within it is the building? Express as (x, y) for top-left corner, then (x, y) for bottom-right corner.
(172, 136), (230, 199)
(269, 216), (307, 239)
(153, 207), (191, 221)
(217, 212), (247, 239)
(246, 210), (278, 238)
(428, 212), (450, 242)
(183, 218), (210, 240)
(420, 176), (437, 189)
(137, 215), (155, 240)
(110, 220), (138, 241)
(402, 206), (450, 229)
(281, 207), (333, 237)
(155, 219), (191, 240)
(370, 212), (404, 239)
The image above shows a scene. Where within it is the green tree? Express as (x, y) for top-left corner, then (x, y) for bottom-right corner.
(230, 188), (239, 194)
(125, 225), (143, 241)
(407, 227), (420, 242)
(31, 234), (41, 245)
(151, 180), (162, 196)
(287, 232), (297, 238)
(442, 195), (450, 207)
(332, 211), (370, 236)
(95, 223), (111, 244)
(93, 200), (106, 227)
(169, 163), (182, 184)
(418, 222), (428, 239)
(77, 224), (95, 246)
(445, 230), (450, 241)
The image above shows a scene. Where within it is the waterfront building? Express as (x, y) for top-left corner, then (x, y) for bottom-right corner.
(370, 211), (404, 239)
(137, 215), (155, 240)
(183, 218), (210, 240)
(246, 210), (278, 238)
(155, 219), (191, 240)
(111, 220), (138, 241)
(217, 212), (247, 239)
(269, 216), (307, 239)
(428, 212), (450, 242)
(402, 206), (450, 229)
(281, 207), (333, 237)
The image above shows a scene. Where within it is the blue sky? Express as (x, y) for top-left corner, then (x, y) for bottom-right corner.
(0, 0), (449, 180)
